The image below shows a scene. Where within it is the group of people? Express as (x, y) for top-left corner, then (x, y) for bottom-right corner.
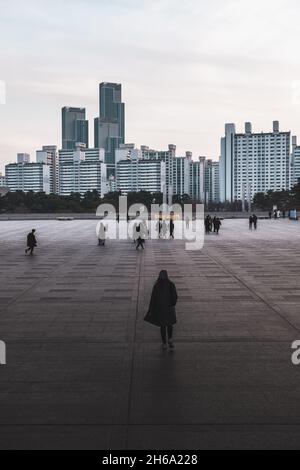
(23, 228), (178, 349)
(157, 213), (175, 240)
(249, 214), (258, 230)
(204, 215), (222, 235)
(269, 209), (285, 220)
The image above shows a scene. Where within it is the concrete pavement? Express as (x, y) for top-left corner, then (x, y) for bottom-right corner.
(0, 219), (300, 449)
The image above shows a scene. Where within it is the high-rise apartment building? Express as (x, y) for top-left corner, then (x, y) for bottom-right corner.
(205, 160), (220, 203)
(17, 153), (30, 164)
(116, 155), (166, 195)
(62, 107), (89, 150)
(190, 157), (206, 202)
(173, 153), (191, 197)
(220, 121), (291, 202)
(142, 144), (177, 198)
(94, 83), (125, 172)
(36, 145), (59, 194)
(5, 160), (50, 194)
(59, 144), (107, 196)
(291, 136), (300, 187)
(0, 172), (6, 187)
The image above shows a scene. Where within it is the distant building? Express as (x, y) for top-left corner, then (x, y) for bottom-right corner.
(205, 160), (220, 203)
(94, 83), (125, 174)
(59, 145), (107, 196)
(36, 145), (59, 194)
(116, 153), (166, 195)
(62, 107), (89, 150)
(17, 153), (30, 164)
(291, 136), (300, 187)
(173, 153), (191, 197)
(190, 157), (206, 202)
(5, 161), (50, 194)
(0, 172), (6, 187)
(142, 144), (177, 198)
(220, 121), (291, 202)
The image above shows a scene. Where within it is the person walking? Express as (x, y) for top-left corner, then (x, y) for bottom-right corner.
(213, 216), (217, 233)
(169, 214), (175, 239)
(249, 215), (253, 230)
(269, 211), (272, 220)
(25, 229), (37, 256)
(98, 222), (107, 246)
(135, 222), (147, 250)
(144, 270), (178, 350)
(214, 218), (222, 235)
(205, 215), (211, 234)
(252, 214), (258, 230)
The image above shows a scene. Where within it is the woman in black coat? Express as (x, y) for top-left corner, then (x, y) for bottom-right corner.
(145, 270), (178, 350)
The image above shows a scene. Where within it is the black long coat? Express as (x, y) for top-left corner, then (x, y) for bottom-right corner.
(145, 279), (178, 327)
(27, 233), (37, 248)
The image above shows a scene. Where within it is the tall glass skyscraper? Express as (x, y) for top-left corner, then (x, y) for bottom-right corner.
(62, 107), (89, 150)
(94, 83), (125, 172)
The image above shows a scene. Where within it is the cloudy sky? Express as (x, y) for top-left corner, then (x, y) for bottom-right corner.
(1, 0), (300, 172)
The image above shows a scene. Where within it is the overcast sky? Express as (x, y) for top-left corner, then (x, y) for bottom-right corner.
(1, 0), (300, 172)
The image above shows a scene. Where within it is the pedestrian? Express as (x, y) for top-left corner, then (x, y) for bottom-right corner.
(157, 212), (163, 239)
(161, 220), (168, 239)
(205, 215), (211, 234)
(185, 216), (190, 230)
(252, 214), (258, 230)
(136, 222), (146, 250)
(25, 229), (37, 256)
(269, 211), (272, 220)
(98, 222), (107, 246)
(169, 214), (175, 239)
(213, 217), (217, 233)
(249, 215), (253, 229)
(144, 270), (178, 350)
(214, 218), (222, 235)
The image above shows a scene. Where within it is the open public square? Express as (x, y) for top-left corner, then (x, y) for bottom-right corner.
(0, 218), (300, 449)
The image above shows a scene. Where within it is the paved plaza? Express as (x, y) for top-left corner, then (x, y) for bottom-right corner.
(0, 219), (300, 449)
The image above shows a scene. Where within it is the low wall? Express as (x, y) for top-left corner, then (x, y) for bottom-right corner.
(0, 211), (271, 221)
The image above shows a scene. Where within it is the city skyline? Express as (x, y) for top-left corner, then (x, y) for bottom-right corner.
(2, 0), (300, 172)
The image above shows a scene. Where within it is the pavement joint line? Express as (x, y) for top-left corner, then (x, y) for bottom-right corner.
(124, 250), (143, 450)
(205, 248), (300, 334)
(0, 340), (295, 344)
(1, 423), (300, 427)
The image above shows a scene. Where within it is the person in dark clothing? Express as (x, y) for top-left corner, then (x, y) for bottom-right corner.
(249, 215), (253, 229)
(269, 211), (272, 220)
(205, 215), (211, 234)
(135, 222), (147, 250)
(214, 218), (222, 235)
(169, 214), (175, 239)
(213, 217), (217, 233)
(25, 229), (37, 255)
(144, 270), (178, 350)
(252, 214), (258, 230)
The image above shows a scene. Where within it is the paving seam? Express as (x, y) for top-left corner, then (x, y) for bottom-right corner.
(205, 248), (300, 334)
(124, 252), (143, 450)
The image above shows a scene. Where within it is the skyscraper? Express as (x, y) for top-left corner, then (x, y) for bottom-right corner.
(94, 83), (125, 171)
(62, 107), (89, 150)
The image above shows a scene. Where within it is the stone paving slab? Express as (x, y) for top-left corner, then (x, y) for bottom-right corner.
(0, 219), (300, 449)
